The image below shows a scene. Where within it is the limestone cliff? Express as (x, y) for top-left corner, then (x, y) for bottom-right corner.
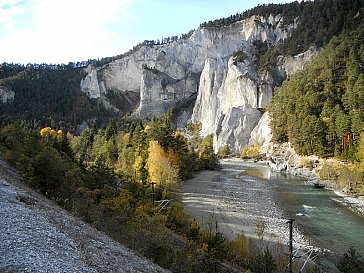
(80, 14), (316, 152)
(248, 112), (272, 153)
(0, 86), (15, 103)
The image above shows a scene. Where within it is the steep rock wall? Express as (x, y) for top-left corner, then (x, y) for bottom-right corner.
(248, 111), (272, 153)
(80, 14), (316, 152)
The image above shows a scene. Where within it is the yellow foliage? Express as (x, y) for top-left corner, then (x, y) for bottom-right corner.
(40, 127), (63, 139)
(133, 155), (144, 171)
(199, 243), (209, 253)
(357, 131), (364, 166)
(40, 127), (52, 137)
(299, 157), (314, 169)
(146, 140), (179, 185)
(241, 145), (260, 158)
(230, 234), (249, 260)
(173, 130), (185, 139)
(144, 125), (152, 132)
(166, 147), (181, 168)
(317, 160), (339, 180)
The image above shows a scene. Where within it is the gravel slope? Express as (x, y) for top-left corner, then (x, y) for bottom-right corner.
(0, 159), (169, 273)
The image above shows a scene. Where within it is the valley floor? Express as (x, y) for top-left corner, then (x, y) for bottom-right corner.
(0, 159), (168, 273)
(180, 159), (311, 249)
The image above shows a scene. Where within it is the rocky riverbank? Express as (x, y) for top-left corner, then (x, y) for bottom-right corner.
(0, 159), (169, 273)
(266, 142), (364, 217)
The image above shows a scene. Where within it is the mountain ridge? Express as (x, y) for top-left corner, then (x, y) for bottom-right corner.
(0, 0), (362, 154)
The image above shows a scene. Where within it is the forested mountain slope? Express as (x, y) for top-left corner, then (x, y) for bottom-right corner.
(0, 63), (117, 130)
(269, 23), (364, 160)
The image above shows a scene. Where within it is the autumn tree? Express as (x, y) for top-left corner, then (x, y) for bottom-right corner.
(146, 140), (180, 196)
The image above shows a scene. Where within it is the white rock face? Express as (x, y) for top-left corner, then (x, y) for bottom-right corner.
(277, 46), (319, 78)
(0, 86), (15, 103)
(248, 112), (272, 153)
(80, 65), (102, 99)
(192, 56), (262, 153)
(189, 15), (294, 153)
(79, 14), (317, 152)
(214, 106), (262, 153)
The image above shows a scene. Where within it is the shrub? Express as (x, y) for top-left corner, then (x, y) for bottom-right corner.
(241, 145), (260, 159)
(317, 160), (339, 180)
(217, 145), (230, 158)
(337, 247), (364, 273)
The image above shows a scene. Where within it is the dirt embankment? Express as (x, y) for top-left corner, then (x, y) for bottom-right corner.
(0, 159), (169, 273)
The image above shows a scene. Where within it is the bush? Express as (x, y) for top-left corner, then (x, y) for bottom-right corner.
(317, 160), (339, 180)
(228, 234), (249, 266)
(337, 247), (364, 273)
(338, 166), (363, 194)
(217, 145), (230, 159)
(241, 145), (260, 159)
(299, 157), (314, 170)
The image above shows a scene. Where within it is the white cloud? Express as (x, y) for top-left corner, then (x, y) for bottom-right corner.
(0, 0), (26, 30)
(0, 0), (134, 63)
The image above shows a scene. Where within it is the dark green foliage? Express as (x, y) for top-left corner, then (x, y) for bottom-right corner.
(0, 124), (84, 206)
(187, 220), (228, 273)
(0, 63), (112, 128)
(105, 118), (118, 140)
(279, 0), (362, 55)
(233, 50), (247, 65)
(254, 0), (362, 71)
(269, 24), (364, 160)
(251, 247), (278, 273)
(337, 247), (364, 273)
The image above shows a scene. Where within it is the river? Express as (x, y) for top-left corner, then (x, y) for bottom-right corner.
(180, 159), (364, 272)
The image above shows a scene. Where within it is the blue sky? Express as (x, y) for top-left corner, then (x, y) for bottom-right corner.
(0, 0), (296, 64)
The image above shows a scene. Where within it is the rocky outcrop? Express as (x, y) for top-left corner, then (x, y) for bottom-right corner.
(248, 111), (272, 153)
(80, 13), (317, 152)
(0, 86), (15, 103)
(277, 46), (319, 78)
(265, 142), (322, 180)
(134, 67), (200, 117)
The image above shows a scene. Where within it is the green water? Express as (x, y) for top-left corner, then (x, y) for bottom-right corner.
(241, 162), (364, 269)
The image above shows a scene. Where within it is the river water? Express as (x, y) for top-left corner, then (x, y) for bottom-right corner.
(181, 159), (364, 272)
(243, 162), (364, 257)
